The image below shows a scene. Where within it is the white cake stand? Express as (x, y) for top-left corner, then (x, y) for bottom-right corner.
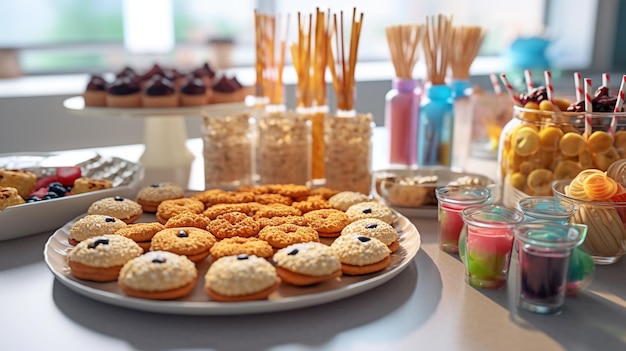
(63, 96), (246, 187)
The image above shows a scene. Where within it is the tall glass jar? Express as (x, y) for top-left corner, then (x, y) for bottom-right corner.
(325, 110), (374, 194)
(297, 105), (328, 183)
(498, 106), (626, 208)
(256, 105), (311, 185)
(384, 78), (420, 166)
(417, 84), (453, 166)
(201, 108), (254, 190)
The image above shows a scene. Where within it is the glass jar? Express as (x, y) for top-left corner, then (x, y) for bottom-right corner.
(498, 106), (626, 208)
(255, 105), (312, 185)
(325, 110), (374, 194)
(201, 109), (254, 190)
(384, 78), (420, 166)
(451, 79), (471, 170)
(417, 84), (453, 166)
(297, 105), (328, 183)
(468, 92), (514, 161)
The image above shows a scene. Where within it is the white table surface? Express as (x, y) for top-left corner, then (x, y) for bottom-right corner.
(1, 128), (625, 351)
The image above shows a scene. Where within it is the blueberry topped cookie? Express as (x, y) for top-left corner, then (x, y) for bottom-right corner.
(136, 182), (185, 212)
(273, 242), (342, 286)
(68, 214), (128, 245)
(87, 196), (143, 224)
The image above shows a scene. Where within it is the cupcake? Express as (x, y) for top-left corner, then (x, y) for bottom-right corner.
(204, 254), (280, 302)
(210, 75), (244, 104)
(191, 62), (216, 88)
(142, 75), (178, 108)
(66, 234), (143, 282)
(179, 76), (209, 107)
(82, 75), (108, 107)
(87, 196), (143, 224)
(106, 76), (142, 108)
(273, 242), (342, 286)
(118, 251), (198, 300)
(68, 214), (128, 246)
(330, 234), (391, 275)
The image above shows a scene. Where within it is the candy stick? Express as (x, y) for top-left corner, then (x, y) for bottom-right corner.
(584, 78), (593, 139)
(574, 71), (583, 102)
(603, 73), (610, 91)
(544, 70), (555, 105)
(524, 69), (534, 93)
(499, 73), (521, 106)
(610, 75), (626, 135)
(489, 72), (502, 95)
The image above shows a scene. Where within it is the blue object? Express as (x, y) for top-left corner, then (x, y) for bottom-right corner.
(507, 36), (551, 70)
(417, 84), (453, 166)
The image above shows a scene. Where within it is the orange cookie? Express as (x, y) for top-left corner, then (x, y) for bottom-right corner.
(0, 186), (25, 211)
(70, 177), (113, 195)
(330, 234), (391, 276)
(202, 202), (258, 219)
(68, 214), (128, 246)
(291, 195), (331, 213)
(258, 224), (319, 250)
(136, 182), (185, 212)
(204, 254), (280, 302)
(209, 237), (274, 260)
(303, 208), (351, 238)
(273, 242), (342, 286)
(266, 184), (310, 199)
(206, 211), (260, 239)
(87, 196), (143, 224)
(0, 169), (37, 198)
(118, 251), (198, 300)
(66, 234), (143, 282)
(309, 186), (341, 200)
(164, 212), (211, 229)
(114, 222), (165, 252)
(192, 190), (255, 207)
(253, 203), (302, 219)
(255, 215), (310, 228)
(254, 193), (293, 205)
(156, 198), (204, 225)
(150, 227), (216, 263)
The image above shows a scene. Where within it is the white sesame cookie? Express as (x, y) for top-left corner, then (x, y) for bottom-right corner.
(136, 182), (185, 212)
(330, 233), (391, 267)
(87, 196), (143, 223)
(345, 201), (395, 224)
(328, 191), (370, 211)
(118, 251), (197, 292)
(68, 214), (128, 244)
(340, 218), (399, 246)
(66, 234), (142, 268)
(204, 254), (278, 297)
(273, 242), (341, 276)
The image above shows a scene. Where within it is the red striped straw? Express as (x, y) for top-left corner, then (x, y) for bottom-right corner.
(584, 78), (593, 138)
(603, 73), (611, 91)
(611, 75), (626, 135)
(499, 73), (521, 106)
(574, 72), (583, 101)
(544, 70), (555, 105)
(489, 72), (502, 95)
(524, 69), (534, 93)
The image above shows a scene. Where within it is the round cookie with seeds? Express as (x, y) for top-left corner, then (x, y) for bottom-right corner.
(136, 182), (185, 212)
(341, 218), (400, 252)
(68, 214), (128, 246)
(209, 237), (274, 260)
(202, 202), (258, 219)
(273, 242), (342, 286)
(253, 203), (302, 219)
(303, 208), (351, 238)
(66, 234), (143, 282)
(330, 233), (391, 275)
(255, 215), (309, 229)
(156, 198), (204, 225)
(258, 224), (319, 250)
(114, 222), (164, 252)
(345, 201), (395, 224)
(164, 212), (211, 229)
(328, 191), (370, 211)
(204, 254), (280, 302)
(291, 195), (331, 213)
(150, 227), (216, 263)
(87, 196), (143, 224)
(118, 251), (198, 300)
(207, 211), (260, 239)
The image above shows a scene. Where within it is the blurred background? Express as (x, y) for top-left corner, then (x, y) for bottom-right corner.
(0, 0), (624, 152)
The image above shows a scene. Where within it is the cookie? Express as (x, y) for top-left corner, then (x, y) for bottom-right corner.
(156, 198), (204, 225)
(330, 234), (391, 275)
(192, 190), (255, 207)
(189, 188), (227, 204)
(255, 215), (309, 229)
(0, 169), (37, 198)
(258, 224), (319, 250)
(70, 177), (113, 195)
(68, 214), (128, 246)
(209, 237), (274, 260)
(204, 254), (280, 302)
(118, 251), (198, 300)
(202, 202), (257, 219)
(0, 186), (25, 211)
(273, 242), (342, 286)
(291, 195), (331, 213)
(136, 182), (185, 212)
(206, 212), (260, 239)
(114, 222), (164, 252)
(164, 212), (211, 229)
(150, 227), (217, 263)
(341, 218), (400, 252)
(254, 193), (293, 206)
(66, 234), (143, 282)
(309, 186), (341, 200)
(236, 185), (271, 195)
(345, 201), (395, 224)
(253, 203), (302, 219)
(328, 191), (370, 211)
(266, 184), (310, 199)
(303, 208), (351, 238)
(87, 196), (143, 224)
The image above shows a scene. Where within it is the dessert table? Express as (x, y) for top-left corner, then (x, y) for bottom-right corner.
(1, 127), (625, 351)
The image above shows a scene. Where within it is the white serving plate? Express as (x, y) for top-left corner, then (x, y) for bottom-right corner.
(0, 153), (143, 240)
(44, 212), (421, 315)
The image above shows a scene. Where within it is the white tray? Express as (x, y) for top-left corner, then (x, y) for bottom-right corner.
(44, 212), (421, 315)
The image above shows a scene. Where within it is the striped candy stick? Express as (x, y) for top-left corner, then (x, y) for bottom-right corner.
(524, 69), (534, 93)
(584, 78), (593, 139)
(489, 72), (502, 95)
(610, 75), (626, 135)
(499, 73), (521, 106)
(574, 72), (583, 102)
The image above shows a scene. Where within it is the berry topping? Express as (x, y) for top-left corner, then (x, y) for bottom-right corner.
(365, 223), (378, 229)
(181, 77), (207, 95)
(192, 62), (216, 79)
(56, 166), (82, 187)
(47, 182), (67, 197)
(145, 76), (176, 96)
(357, 236), (371, 242)
(88, 238), (110, 249)
(152, 257), (166, 263)
(212, 76), (239, 93)
(287, 248), (299, 255)
(114, 196), (124, 201)
(86, 75), (108, 92)
(105, 217), (116, 223)
(237, 254), (249, 260)
(362, 208), (373, 214)
(150, 184), (160, 188)
(108, 77), (141, 95)
(177, 230), (189, 238)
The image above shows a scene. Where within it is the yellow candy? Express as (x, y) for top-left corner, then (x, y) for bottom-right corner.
(594, 147), (620, 171)
(554, 160), (583, 180)
(527, 168), (554, 195)
(587, 131), (614, 154)
(559, 132), (586, 157)
(513, 127), (540, 156)
(539, 126), (564, 151)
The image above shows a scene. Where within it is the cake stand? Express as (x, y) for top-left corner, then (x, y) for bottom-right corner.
(63, 96), (247, 187)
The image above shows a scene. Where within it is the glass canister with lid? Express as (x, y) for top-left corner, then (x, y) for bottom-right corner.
(498, 106), (626, 208)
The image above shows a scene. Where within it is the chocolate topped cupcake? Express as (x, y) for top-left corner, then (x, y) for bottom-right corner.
(83, 75), (109, 106)
(180, 76), (209, 106)
(143, 75), (179, 108)
(106, 76), (142, 107)
(211, 75), (244, 104)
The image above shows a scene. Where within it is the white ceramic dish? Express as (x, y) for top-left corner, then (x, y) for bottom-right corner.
(0, 153), (143, 240)
(44, 212), (421, 315)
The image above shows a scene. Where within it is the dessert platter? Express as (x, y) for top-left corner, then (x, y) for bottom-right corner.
(0, 152), (142, 240)
(44, 211), (420, 315)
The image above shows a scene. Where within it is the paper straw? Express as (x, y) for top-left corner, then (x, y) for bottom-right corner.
(584, 78), (593, 138)
(574, 72), (583, 101)
(524, 69), (534, 93)
(499, 73), (521, 106)
(603, 73), (610, 91)
(611, 75), (626, 135)
(489, 72), (502, 95)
